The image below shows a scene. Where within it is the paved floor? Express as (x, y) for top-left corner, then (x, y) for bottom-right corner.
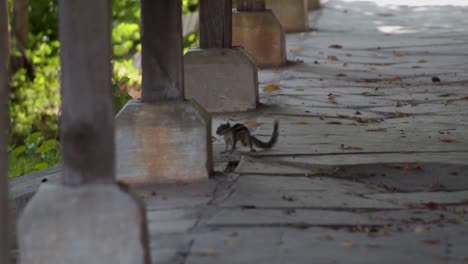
(138, 1), (468, 263)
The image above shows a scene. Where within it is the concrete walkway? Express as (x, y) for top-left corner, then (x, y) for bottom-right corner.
(139, 1), (468, 263)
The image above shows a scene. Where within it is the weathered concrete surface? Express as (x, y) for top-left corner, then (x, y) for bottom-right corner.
(9, 0), (468, 263)
(266, 0), (309, 32)
(232, 10), (286, 68)
(17, 183), (150, 264)
(184, 48), (258, 112)
(115, 100), (212, 184)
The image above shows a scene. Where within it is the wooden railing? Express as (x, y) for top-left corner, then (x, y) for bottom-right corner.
(1, 0), (11, 262)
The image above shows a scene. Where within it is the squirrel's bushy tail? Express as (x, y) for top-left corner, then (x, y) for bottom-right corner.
(251, 120), (279, 149)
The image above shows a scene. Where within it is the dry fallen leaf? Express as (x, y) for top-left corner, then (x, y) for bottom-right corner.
(313, 167), (340, 176)
(328, 55), (339, 61)
(337, 114), (350, 118)
(352, 117), (371, 123)
(392, 111), (411, 118)
(319, 234), (334, 241)
(328, 95), (337, 104)
(439, 93), (455, 97)
(388, 163), (423, 171)
(341, 145), (363, 151)
(418, 59), (428, 63)
(422, 201), (446, 210)
(414, 225), (428, 233)
(342, 240), (354, 247)
(329, 44), (343, 49)
(382, 76), (402, 82)
(366, 128), (387, 132)
(421, 239), (441, 245)
(290, 48), (303, 53)
(244, 121), (258, 127)
(327, 121), (342, 125)
(263, 84), (280, 92)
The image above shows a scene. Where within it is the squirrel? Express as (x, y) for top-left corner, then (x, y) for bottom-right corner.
(216, 120), (279, 153)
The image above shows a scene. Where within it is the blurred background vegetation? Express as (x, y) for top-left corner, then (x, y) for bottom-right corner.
(6, 0), (199, 178)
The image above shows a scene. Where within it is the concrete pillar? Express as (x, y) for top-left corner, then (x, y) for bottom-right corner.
(0, 0), (11, 263)
(308, 0), (320, 10)
(232, 6), (286, 68)
(115, 0), (212, 184)
(184, 0), (259, 112)
(265, 0), (309, 33)
(17, 0), (151, 263)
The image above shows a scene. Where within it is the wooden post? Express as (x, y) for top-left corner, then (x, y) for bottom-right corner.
(237, 0), (265, 11)
(0, 0), (10, 262)
(199, 0), (232, 49)
(141, 0), (184, 101)
(59, 0), (115, 185)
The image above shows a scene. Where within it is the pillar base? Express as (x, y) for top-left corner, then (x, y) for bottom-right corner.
(266, 0), (309, 33)
(184, 47), (259, 112)
(233, 10), (286, 68)
(115, 100), (212, 184)
(18, 183), (150, 264)
(308, 0), (320, 10)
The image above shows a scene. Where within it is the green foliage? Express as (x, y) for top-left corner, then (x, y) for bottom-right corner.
(8, 0), (200, 178)
(8, 132), (61, 178)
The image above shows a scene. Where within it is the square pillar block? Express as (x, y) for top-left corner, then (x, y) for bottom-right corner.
(115, 100), (212, 185)
(308, 0), (320, 10)
(184, 47), (259, 112)
(266, 0), (309, 32)
(18, 183), (151, 264)
(233, 10), (286, 68)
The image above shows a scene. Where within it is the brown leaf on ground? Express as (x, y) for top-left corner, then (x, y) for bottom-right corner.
(387, 163), (423, 171)
(263, 84), (280, 92)
(327, 121), (342, 125)
(423, 201), (447, 210)
(341, 145), (363, 151)
(418, 59), (428, 63)
(390, 111), (411, 118)
(319, 234), (334, 241)
(421, 239), (441, 245)
(342, 240), (354, 247)
(313, 167), (340, 176)
(328, 55), (339, 61)
(439, 93), (455, 97)
(461, 96), (468, 100)
(352, 117), (371, 123)
(440, 138), (456, 143)
(329, 44), (343, 49)
(366, 128), (387, 132)
(244, 121), (258, 127)
(382, 76), (402, 82)
(337, 114), (350, 118)
(290, 48), (303, 53)
(414, 225), (428, 233)
(328, 95), (337, 104)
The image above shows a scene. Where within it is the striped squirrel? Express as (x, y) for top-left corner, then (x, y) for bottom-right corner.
(216, 120), (279, 153)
